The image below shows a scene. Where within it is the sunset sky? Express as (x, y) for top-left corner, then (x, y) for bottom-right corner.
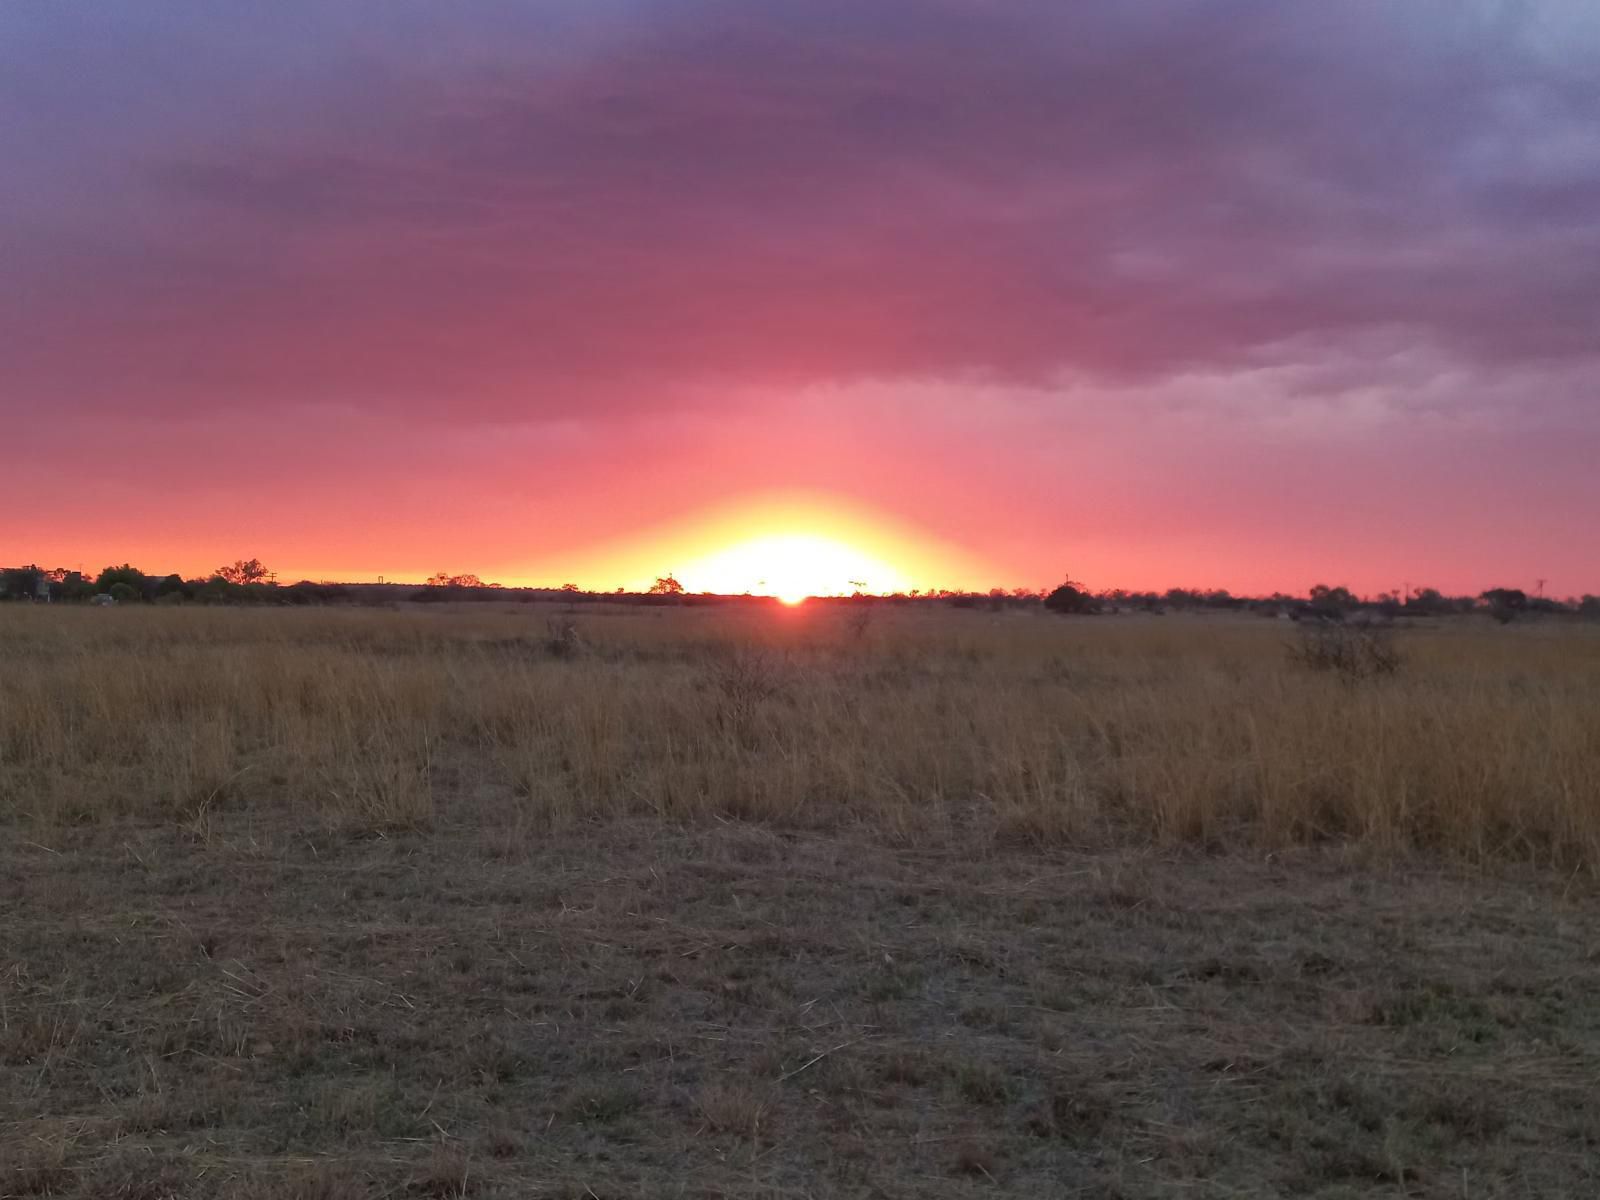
(6, 3), (1598, 596)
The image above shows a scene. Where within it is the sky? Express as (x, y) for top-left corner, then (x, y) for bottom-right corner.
(5, 1), (1598, 596)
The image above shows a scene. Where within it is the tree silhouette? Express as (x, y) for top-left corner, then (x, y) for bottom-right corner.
(1044, 577), (1097, 615)
(1308, 584), (1357, 618)
(1480, 588), (1528, 624)
(216, 559), (272, 585)
(649, 575), (685, 595)
(96, 564), (148, 593)
(0, 564), (44, 599)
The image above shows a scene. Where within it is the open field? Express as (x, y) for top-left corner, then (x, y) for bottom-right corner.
(4, 604), (1600, 861)
(3, 604), (1599, 1197)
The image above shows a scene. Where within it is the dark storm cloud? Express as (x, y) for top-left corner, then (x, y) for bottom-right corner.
(3, 0), (1598, 419)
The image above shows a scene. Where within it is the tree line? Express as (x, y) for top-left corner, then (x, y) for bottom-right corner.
(2, 560), (1596, 623)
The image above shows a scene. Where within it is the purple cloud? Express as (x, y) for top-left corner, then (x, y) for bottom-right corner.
(3, 0), (1596, 424)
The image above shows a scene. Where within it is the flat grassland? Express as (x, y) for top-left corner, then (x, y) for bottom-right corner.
(2, 605), (1598, 1198)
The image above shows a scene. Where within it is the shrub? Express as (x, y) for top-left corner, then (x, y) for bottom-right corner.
(1288, 621), (1400, 681)
(544, 618), (583, 658)
(710, 649), (785, 745)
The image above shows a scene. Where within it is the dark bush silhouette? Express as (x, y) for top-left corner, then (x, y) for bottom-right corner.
(1308, 584), (1358, 620)
(1480, 588), (1528, 625)
(1044, 579), (1098, 615)
(1403, 587), (1454, 616)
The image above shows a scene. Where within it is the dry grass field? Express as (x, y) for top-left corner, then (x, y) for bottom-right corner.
(3, 603), (1598, 1198)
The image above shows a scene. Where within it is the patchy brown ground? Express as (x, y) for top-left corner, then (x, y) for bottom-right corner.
(4, 816), (1596, 1199)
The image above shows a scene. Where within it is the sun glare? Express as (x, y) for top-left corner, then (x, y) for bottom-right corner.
(680, 533), (912, 601)
(528, 492), (1002, 596)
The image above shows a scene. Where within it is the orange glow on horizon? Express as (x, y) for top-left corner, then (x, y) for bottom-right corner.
(678, 532), (912, 601)
(517, 492), (1001, 598)
(24, 493), (1008, 596)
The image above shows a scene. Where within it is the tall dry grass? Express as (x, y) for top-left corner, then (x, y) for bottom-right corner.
(1, 603), (1597, 867)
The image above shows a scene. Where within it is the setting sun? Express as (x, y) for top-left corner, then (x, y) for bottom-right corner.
(529, 491), (1003, 597)
(679, 532), (913, 602)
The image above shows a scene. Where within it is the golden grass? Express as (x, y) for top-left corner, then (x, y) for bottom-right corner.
(2, 603), (1598, 867)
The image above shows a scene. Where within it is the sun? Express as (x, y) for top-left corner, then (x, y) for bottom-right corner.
(532, 491), (1003, 597)
(680, 533), (912, 601)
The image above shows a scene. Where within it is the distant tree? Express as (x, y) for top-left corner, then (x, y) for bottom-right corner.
(560, 582), (581, 593)
(0, 564), (44, 599)
(1404, 586), (1451, 616)
(57, 571), (94, 602)
(1480, 588), (1528, 625)
(1044, 577), (1099, 615)
(1579, 595), (1600, 620)
(107, 581), (139, 604)
(649, 575), (685, 596)
(155, 574), (187, 598)
(1308, 584), (1357, 619)
(216, 558), (272, 586)
(96, 564), (148, 594)
(426, 571), (483, 588)
(195, 577), (234, 604)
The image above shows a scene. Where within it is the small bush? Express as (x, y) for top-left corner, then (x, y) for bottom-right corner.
(1289, 621), (1401, 681)
(709, 649), (785, 745)
(544, 619), (583, 658)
